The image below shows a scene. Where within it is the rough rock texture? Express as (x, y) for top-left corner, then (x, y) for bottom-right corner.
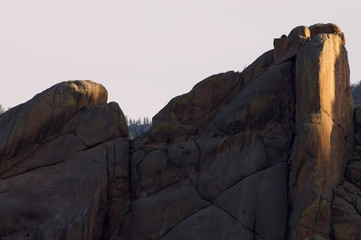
(0, 23), (359, 240)
(273, 25), (310, 64)
(129, 51), (293, 239)
(0, 81), (130, 239)
(331, 106), (361, 240)
(287, 24), (354, 239)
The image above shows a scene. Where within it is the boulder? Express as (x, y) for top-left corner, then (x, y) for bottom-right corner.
(0, 81), (130, 240)
(0, 80), (108, 162)
(274, 25), (310, 64)
(309, 23), (345, 44)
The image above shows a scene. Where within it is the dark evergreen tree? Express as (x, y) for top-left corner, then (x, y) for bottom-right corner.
(124, 115), (152, 140)
(351, 80), (361, 105)
(0, 105), (5, 114)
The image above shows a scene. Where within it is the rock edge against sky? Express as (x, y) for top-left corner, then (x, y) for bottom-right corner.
(0, 23), (360, 240)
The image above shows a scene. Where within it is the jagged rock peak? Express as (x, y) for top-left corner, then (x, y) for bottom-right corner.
(274, 23), (345, 64)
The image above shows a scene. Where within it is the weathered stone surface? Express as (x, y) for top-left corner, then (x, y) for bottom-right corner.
(0, 133), (86, 178)
(129, 38), (295, 239)
(0, 81), (130, 240)
(274, 25), (310, 64)
(129, 180), (210, 240)
(345, 161), (361, 189)
(294, 33), (352, 135)
(197, 139), (270, 200)
(161, 206), (254, 240)
(214, 163), (288, 239)
(59, 102), (128, 147)
(0, 145), (109, 239)
(354, 106), (361, 145)
(137, 71), (241, 144)
(309, 23), (345, 44)
(241, 49), (274, 87)
(0, 101), (128, 179)
(106, 138), (131, 240)
(289, 26), (353, 239)
(331, 158), (361, 240)
(289, 111), (341, 239)
(332, 192), (361, 240)
(0, 80), (108, 162)
(133, 149), (187, 197)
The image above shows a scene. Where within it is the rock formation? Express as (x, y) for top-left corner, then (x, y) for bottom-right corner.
(0, 81), (130, 239)
(0, 23), (360, 240)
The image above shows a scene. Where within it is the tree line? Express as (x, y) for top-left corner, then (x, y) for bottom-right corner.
(125, 116), (152, 140)
(351, 80), (361, 105)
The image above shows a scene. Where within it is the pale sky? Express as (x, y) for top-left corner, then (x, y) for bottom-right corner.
(1, 0), (360, 119)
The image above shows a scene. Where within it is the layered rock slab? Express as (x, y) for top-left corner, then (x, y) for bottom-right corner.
(0, 81), (108, 162)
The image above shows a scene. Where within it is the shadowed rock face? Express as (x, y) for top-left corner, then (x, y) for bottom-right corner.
(0, 23), (359, 240)
(0, 81), (130, 239)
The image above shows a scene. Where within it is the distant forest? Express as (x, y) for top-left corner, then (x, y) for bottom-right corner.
(351, 80), (361, 105)
(125, 116), (152, 140)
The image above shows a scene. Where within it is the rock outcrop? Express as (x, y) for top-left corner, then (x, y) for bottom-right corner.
(287, 23), (353, 240)
(0, 81), (130, 239)
(0, 23), (360, 240)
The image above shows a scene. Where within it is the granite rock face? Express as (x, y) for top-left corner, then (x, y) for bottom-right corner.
(129, 50), (294, 239)
(0, 23), (359, 240)
(287, 24), (353, 239)
(0, 81), (130, 239)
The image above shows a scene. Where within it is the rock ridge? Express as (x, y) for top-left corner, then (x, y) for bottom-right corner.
(0, 23), (359, 240)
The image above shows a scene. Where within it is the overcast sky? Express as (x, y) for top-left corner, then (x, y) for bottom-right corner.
(0, 0), (360, 119)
